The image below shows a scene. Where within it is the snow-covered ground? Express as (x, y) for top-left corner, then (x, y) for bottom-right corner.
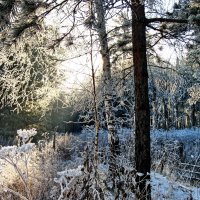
(78, 127), (200, 199)
(78, 127), (200, 143)
(54, 164), (200, 200)
(151, 128), (200, 141)
(1, 128), (200, 199)
(152, 172), (200, 200)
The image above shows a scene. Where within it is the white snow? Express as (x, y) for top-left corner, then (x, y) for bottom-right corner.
(152, 128), (200, 141)
(17, 128), (37, 144)
(152, 172), (200, 200)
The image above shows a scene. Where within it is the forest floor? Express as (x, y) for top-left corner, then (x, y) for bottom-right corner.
(78, 127), (200, 199)
(151, 172), (200, 200)
(151, 128), (200, 200)
(0, 128), (200, 199)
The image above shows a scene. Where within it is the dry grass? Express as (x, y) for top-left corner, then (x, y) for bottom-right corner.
(0, 133), (75, 200)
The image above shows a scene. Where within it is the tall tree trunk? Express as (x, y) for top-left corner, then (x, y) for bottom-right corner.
(175, 103), (179, 129)
(89, 26), (100, 170)
(191, 104), (196, 127)
(163, 98), (169, 130)
(152, 101), (158, 129)
(132, 1), (151, 199)
(94, 0), (119, 177)
(171, 99), (176, 128)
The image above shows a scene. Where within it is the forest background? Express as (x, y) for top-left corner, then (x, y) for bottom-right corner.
(0, 0), (199, 199)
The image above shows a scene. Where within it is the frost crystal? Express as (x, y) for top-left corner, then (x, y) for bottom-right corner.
(137, 172), (144, 177)
(188, 15), (196, 23)
(0, 146), (17, 157)
(17, 128), (37, 144)
(0, 129), (37, 158)
(147, 0), (155, 8)
(18, 143), (35, 153)
(57, 165), (83, 178)
(196, 14), (200, 20)
(187, 84), (200, 105)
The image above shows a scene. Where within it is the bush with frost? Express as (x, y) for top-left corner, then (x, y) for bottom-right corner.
(0, 128), (63, 200)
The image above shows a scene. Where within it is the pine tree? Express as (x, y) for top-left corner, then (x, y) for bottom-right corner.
(130, 0), (200, 199)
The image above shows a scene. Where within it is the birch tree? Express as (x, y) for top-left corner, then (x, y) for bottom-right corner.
(93, 0), (120, 178)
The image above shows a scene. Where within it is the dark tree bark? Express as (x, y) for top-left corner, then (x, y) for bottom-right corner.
(163, 98), (169, 130)
(191, 104), (196, 127)
(131, 1), (151, 199)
